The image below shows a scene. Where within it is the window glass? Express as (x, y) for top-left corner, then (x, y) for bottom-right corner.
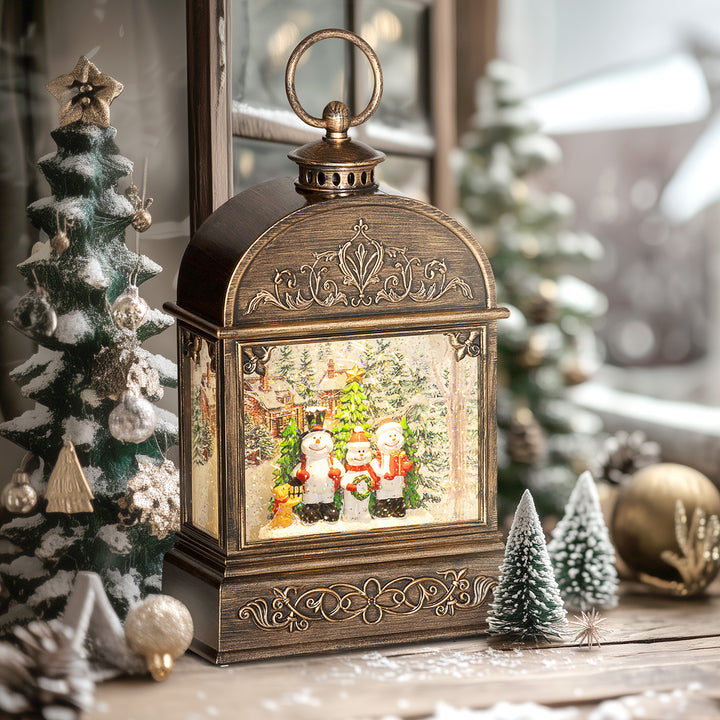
(359, 0), (431, 136)
(499, 0), (720, 403)
(243, 333), (482, 542)
(232, 0), (347, 117)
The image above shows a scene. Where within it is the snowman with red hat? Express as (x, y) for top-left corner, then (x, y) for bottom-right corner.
(292, 407), (345, 523)
(342, 426), (379, 521)
(371, 417), (414, 518)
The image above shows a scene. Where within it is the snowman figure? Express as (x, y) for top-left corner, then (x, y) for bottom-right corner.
(371, 418), (414, 518)
(292, 407), (344, 523)
(342, 426), (379, 522)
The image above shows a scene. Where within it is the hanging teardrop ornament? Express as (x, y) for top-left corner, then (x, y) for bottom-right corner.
(109, 389), (156, 444)
(46, 439), (94, 514)
(1, 454), (38, 514)
(125, 160), (153, 232)
(111, 283), (149, 332)
(13, 282), (57, 337)
(50, 209), (74, 256)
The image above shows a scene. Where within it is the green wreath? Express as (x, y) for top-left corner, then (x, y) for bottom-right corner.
(349, 474), (374, 501)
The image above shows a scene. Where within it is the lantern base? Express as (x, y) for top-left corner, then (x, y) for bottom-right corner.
(163, 533), (503, 663)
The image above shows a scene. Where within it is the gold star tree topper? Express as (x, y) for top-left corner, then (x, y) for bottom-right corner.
(46, 56), (123, 127)
(344, 364), (366, 384)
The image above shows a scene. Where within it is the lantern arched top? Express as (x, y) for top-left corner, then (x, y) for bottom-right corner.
(176, 178), (503, 332)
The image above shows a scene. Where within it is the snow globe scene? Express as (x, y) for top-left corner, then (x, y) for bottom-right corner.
(242, 333), (482, 540)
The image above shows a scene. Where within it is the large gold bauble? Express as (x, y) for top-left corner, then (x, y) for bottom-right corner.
(611, 463), (720, 582)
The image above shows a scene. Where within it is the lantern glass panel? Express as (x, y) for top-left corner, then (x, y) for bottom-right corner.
(190, 340), (220, 538)
(243, 332), (483, 542)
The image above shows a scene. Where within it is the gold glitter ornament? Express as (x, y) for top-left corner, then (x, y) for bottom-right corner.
(611, 463), (720, 588)
(124, 594), (193, 681)
(46, 439), (94, 514)
(46, 56), (123, 127)
(125, 181), (154, 232)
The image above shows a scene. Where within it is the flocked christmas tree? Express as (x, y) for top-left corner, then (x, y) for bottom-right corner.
(488, 489), (567, 642)
(0, 57), (178, 629)
(547, 471), (618, 611)
(332, 364), (372, 462)
(456, 60), (607, 519)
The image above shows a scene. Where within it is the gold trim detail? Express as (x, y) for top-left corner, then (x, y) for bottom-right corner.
(244, 219), (473, 314)
(445, 330), (483, 361)
(237, 570), (496, 632)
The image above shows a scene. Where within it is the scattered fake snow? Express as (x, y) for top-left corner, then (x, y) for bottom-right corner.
(55, 310), (93, 344)
(79, 257), (109, 289)
(80, 388), (101, 408)
(28, 570), (75, 607)
(28, 196), (89, 224)
(0, 405), (52, 434)
(145, 350), (177, 382)
(105, 568), (142, 609)
(0, 555), (45, 580)
(144, 573), (162, 592)
(83, 465), (106, 494)
(97, 525), (132, 555)
(63, 416), (101, 446)
(154, 407), (179, 436)
(35, 525), (84, 560)
(1, 513), (44, 532)
(11, 348), (64, 396)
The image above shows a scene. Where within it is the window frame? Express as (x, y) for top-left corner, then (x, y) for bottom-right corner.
(186, 0), (458, 235)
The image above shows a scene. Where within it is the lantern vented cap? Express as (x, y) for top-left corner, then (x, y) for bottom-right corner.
(285, 29), (385, 195)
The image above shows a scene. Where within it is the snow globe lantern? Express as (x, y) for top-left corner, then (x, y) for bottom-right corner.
(164, 30), (509, 663)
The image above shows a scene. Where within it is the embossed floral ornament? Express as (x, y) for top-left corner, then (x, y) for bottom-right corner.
(46, 56), (124, 127)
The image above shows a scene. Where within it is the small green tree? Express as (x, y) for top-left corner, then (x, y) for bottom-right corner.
(266, 419), (301, 518)
(276, 345), (294, 379)
(243, 412), (275, 461)
(295, 347), (316, 403)
(488, 490), (567, 642)
(333, 373), (372, 463)
(547, 471), (618, 610)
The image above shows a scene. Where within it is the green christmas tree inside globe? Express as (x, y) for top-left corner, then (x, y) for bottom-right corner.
(456, 59), (607, 519)
(0, 57), (178, 628)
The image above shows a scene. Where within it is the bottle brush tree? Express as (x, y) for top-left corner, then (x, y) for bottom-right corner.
(488, 489), (567, 642)
(547, 471), (619, 610)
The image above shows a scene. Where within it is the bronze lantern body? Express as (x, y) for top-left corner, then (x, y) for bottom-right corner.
(164, 30), (509, 663)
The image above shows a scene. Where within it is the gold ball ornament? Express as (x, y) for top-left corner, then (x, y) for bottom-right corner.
(1, 470), (38, 514)
(611, 463), (720, 589)
(124, 594), (194, 681)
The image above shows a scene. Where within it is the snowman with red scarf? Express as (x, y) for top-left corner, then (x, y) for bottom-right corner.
(342, 426), (378, 521)
(292, 407), (345, 524)
(371, 418), (414, 518)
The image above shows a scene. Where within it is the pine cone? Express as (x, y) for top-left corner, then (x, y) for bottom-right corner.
(508, 408), (548, 465)
(0, 620), (94, 719)
(594, 430), (661, 485)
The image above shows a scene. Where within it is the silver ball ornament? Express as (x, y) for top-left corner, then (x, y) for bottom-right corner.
(109, 390), (156, 443)
(111, 285), (149, 332)
(124, 594), (193, 681)
(1, 470), (38, 514)
(13, 288), (57, 337)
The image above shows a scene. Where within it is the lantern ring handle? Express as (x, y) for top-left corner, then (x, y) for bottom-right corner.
(285, 28), (383, 130)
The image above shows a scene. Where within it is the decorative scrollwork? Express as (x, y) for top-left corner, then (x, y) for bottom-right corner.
(242, 346), (273, 377)
(244, 219), (473, 314)
(237, 569), (496, 632)
(445, 330), (483, 361)
(182, 330), (203, 365)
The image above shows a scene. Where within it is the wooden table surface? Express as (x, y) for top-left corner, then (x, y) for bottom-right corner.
(89, 582), (720, 719)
